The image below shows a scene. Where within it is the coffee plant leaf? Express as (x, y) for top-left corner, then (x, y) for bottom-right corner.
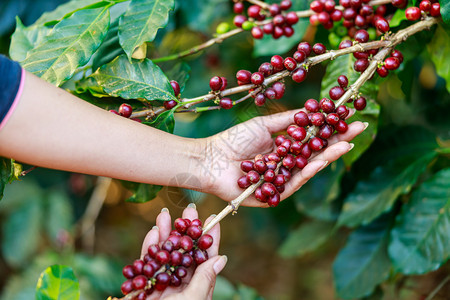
(294, 160), (345, 221)
(279, 220), (335, 258)
(9, 18), (51, 62)
(143, 110), (175, 133)
(0, 158), (22, 201)
(34, 0), (103, 25)
(122, 181), (163, 203)
(36, 265), (80, 300)
(389, 168), (450, 274)
(21, 7), (110, 86)
(333, 213), (393, 299)
(440, 0), (450, 24)
(427, 25), (450, 93)
(177, 0), (230, 33)
(119, 0), (174, 60)
(2, 196), (43, 267)
(92, 16), (124, 71)
(164, 62), (191, 93)
(338, 151), (437, 228)
(91, 55), (176, 102)
(44, 190), (74, 247)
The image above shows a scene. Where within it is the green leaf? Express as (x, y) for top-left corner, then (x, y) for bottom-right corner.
(389, 8), (407, 28)
(9, 18), (51, 62)
(278, 220), (335, 258)
(178, 0), (230, 33)
(293, 160), (345, 221)
(34, 0), (105, 25)
(143, 110), (175, 133)
(21, 7), (111, 86)
(126, 183), (163, 203)
(253, 20), (309, 57)
(389, 168), (450, 274)
(320, 55), (380, 166)
(90, 55), (176, 101)
(164, 62), (191, 93)
(119, 0), (174, 60)
(92, 16), (124, 71)
(338, 151), (437, 228)
(1, 196), (43, 267)
(44, 190), (74, 247)
(427, 25), (450, 93)
(0, 158), (22, 201)
(36, 265), (80, 300)
(333, 213), (393, 299)
(440, 0), (450, 24)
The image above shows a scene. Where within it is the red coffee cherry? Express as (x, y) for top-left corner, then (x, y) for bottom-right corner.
(405, 7), (421, 21)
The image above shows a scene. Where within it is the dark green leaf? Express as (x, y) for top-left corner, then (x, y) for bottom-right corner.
(73, 254), (123, 294)
(293, 160), (345, 221)
(178, 0), (230, 33)
(9, 18), (51, 62)
(44, 190), (74, 246)
(34, 0), (103, 25)
(1, 196), (43, 267)
(92, 16), (124, 71)
(440, 0), (450, 24)
(143, 110), (175, 133)
(36, 265), (80, 300)
(389, 168), (450, 274)
(320, 55), (380, 166)
(119, 0), (174, 60)
(338, 151), (437, 228)
(164, 62), (191, 92)
(125, 183), (163, 203)
(427, 25), (450, 93)
(333, 213), (393, 299)
(389, 8), (407, 28)
(75, 77), (111, 98)
(0, 158), (22, 201)
(253, 20), (309, 57)
(21, 7), (110, 86)
(278, 220), (335, 258)
(90, 55), (176, 101)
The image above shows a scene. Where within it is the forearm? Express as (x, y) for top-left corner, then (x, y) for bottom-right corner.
(0, 72), (206, 187)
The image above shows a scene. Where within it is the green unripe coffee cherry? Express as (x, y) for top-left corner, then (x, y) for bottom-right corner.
(367, 27), (376, 41)
(242, 21), (254, 31)
(216, 22), (230, 34)
(336, 26), (347, 37)
(328, 32), (340, 49)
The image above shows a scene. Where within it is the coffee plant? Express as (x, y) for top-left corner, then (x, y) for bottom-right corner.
(0, 0), (449, 299)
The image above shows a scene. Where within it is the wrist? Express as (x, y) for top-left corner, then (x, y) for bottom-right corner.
(182, 137), (213, 194)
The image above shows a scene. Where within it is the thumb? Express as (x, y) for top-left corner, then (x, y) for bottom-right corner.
(184, 255), (228, 298)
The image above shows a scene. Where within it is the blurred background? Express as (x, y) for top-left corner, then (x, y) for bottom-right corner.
(0, 0), (449, 299)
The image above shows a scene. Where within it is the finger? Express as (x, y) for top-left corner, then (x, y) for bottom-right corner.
(282, 160), (327, 199)
(156, 208), (172, 243)
(182, 203), (199, 221)
(325, 121), (367, 146)
(310, 141), (353, 163)
(254, 109), (302, 135)
(184, 255), (228, 298)
(203, 214), (221, 257)
(140, 226), (160, 259)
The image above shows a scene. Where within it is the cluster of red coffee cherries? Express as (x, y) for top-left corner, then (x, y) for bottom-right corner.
(236, 73), (368, 207)
(233, 0), (301, 39)
(405, 0), (441, 21)
(120, 218), (214, 298)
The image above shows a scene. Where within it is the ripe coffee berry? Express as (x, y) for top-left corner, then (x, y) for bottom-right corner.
(236, 70), (252, 84)
(264, 88), (277, 100)
(272, 82), (286, 99)
(209, 76), (222, 91)
(405, 7), (421, 21)
(286, 11), (299, 24)
(318, 124), (334, 139)
(170, 80), (181, 97)
(297, 42), (312, 56)
(233, 2), (244, 14)
(312, 43), (326, 54)
(259, 62), (274, 76)
(294, 111), (310, 127)
(220, 76), (228, 90)
(309, 137), (325, 151)
(336, 105), (349, 119)
(280, 0), (292, 10)
(240, 160), (254, 172)
(377, 66), (389, 77)
(384, 57), (400, 70)
(254, 93), (266, 106)
(251, 72), (265, 85)
(237, 176), (251, 188)
(119, 103), (132, 118)
(430, 3), (441, 17)
(335, 120), (349, 133)
(354, 58), (369, 72)
(310, 0), (324, 13)
(254, 160), (268, 174)
(329, 86), (345, 100)
(234, 15), (246, 27)
(247, 5), (261, 18)
(339, 39), (353, 49)
(337, 75), (349, 88)
(419, 0), (431, 12)
(220, 98), (233, 109)
(375, 18), (390, 33)
(320, 98), (336, 113)
(305, 99), (320, 112)
(390, 50), (404, 63)
(198, 234), (213, 250)
(354, 96), (367, 110)
(251, 26), (264, 39)
(293, 50), (306, 63)
(261, 182), (277, 196)
(271, 55), (284, 71)
(292, 67), (307, 83)
(354, 29), (369, 43)
(164, 100), (177, 110)
(284, 57), (297, 71)
(326, 113), (340, 125)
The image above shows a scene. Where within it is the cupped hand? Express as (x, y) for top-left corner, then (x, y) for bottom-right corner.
(141, 206), (227, 300)
(200, 109), (367, 206)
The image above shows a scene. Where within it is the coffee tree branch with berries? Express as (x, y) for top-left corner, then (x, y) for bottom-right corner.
(1, 0), (449, 299)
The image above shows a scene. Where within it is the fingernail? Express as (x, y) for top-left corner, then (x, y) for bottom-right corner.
(210, 214), (217, 218)
(161, 207), (169, 213)
(213, 255), (228, 275)
(187, 203), (196, 209)
(363, 122), (369, 130)
(319, 161), (328, 171)
(152, 225), (159, 231)
(348, 143), (355, 151)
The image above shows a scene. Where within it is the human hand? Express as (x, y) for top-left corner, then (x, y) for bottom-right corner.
(199, 109), (367, 206)
(140, 206), (227, 300)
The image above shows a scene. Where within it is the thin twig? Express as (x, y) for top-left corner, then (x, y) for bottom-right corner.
(425, 275), (450, 300)
(20, 166), (37, 177)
